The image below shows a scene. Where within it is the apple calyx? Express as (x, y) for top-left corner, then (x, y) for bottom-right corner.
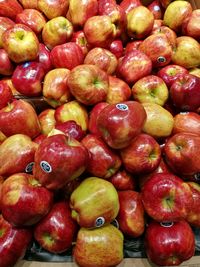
(42, 232), (55, 246)
(16, 31), (25, 40)
(29, 177), (41, 187)
(162, 191), (175, 211)
(160, 222), (174, 227)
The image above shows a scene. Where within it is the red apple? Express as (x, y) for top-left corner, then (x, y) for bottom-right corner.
(0, 0), (23, 20)
(37, 43), (53, 74)
(37, 0), (69, 19)
(109, 39), (124, 59)
(0, 49), (14, 76)
(97, 101), (147, 149)
(120, 0), (142, 14)
(182, 9), (200, 40)
(152, 18), (163, 31)
(110, 169), (136, 191)
(173, 112), (200, 136)
(145, 220), (195, 266)
(55, 120), (86, 141)
(34, 201), (78, 253)
(33, 134), (47, 145)
(71, 30), (91, 56)
(18, 0), (38, 9)
(33, 134), (89, 190)
(0, 17), (15, 49)
(151, 25), (177, 48)
(0, 80), (13, 110)
(38, 109), (56, 136)
(125, 40), (143, 53)
(186, 182), (200, 227)
(148, 0), (163, 20)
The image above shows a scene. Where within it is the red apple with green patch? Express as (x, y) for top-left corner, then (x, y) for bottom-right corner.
(37, 0), (69, 20)
(0, 0), (23, 20)
(110, 169), (136, 191)
(0, 17), (15, 49)
(173, 112), (200, 136)
(0, 80), (13, 110)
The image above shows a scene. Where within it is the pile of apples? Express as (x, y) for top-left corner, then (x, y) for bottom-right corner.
(0, 0), (200, 266)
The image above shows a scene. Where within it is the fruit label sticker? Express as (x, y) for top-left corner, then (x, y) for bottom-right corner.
(95, 217), (105, 227)
(194, 173), (200, 182)
(25, 162), (35, 173)
(116, 103), (128, 111)
(157, 56), (166, 63)
(160, 222), (174, 227)
(40, 161), (52, 173)
(111, 219), (119, 229)
(23, 62), (31, 68)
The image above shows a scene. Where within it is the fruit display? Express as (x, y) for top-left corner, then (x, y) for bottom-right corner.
(0, 0), (200, 266)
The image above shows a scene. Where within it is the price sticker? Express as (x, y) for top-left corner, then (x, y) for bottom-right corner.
(40, 161), (52, 173)
(116, 103), (129, 111)
(95, 217), (105, 227)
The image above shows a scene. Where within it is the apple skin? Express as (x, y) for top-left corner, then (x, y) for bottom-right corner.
(190, 68), (200, 78)
(164, 133), (200, 180)
(0, 17), (15, 49)
(0, 99), (41, 139)
(109, 39), (124, 59)
(182, 9), (200, 40)
(81, 134), (122, 179)
(139, 33), (172, 68)
(120, 133), (161, 175)
(116, 50), (152, 85)
(71, 30), (91, 56)
(173, 112), (200, 136)
(33, 134), (47, 145)
(2, 24), (39, 63)
(125, 40), (143, 53)
(34, 201), (78, 253)
(38, 109), (56, 136)
(42, 16), (73, 50)
(170, 74), (200, 111)
(0, 0), (23, 20)
(120, 0), (142, 14)
(74, 224), (124, 267)
(0, 80), (13, 110)
(37, 43), (52, 74)
(97, 101), (147, 149)
(70, 177), (119, 228)
(145, 220), (195, 266)
(55, 120), (86, 141)
(18, 0), (38, 9)
(11, 61), (45, 97)
(50, 42), (84, 70)
(0, 214), (32, 267)
(67, 64), (109, 105)
(117, 190), (145, 237)
(110, 169), (136, 191)
(37, 0), (69, 20)
(1, 173), (53, 226)
(0, 134), (37, 178)
(132, 75), (169, 106)
(15, 9), (46, 35)
(157, 64), (189, 88)
(147, 0), (163, 20)
(0, 49), (14, 76)
(151, 25), (177, 48)
(33, 134), (89, 190)
(141, 173), (193, 222)
(126, 6), (154, 39)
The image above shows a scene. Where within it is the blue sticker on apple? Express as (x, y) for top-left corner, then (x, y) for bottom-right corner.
(160, 222), (174, 227)
(116, 103), (128, 111)
(25, 162), (35, 173)
(40, 161), (52, 173)
(95, 217), (105, 227)
(157, 56), (166, 63)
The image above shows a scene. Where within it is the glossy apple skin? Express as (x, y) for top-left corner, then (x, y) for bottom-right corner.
(15, 9), (46, 35)
(121, 133), (161, 175)
(0, 134), (37, 178)
(97, 101), (147, 149)
(2, 24), (39, 63)
(12, 62), (45, 97)
(0, 80), (13, 109)
(139, 33), (172, 68)
(37, 43), (52, 74)
(110, 169), (136, 191)
(182, 9), (200, 40)
(50, 42), (84, 70)
(141, 173), (193, 222)
(109, 39), (124, 59)
(151, 25), (177, 48)
(1, 173), (53, 226)
(145, 220), (195, 266)
(116, 50), (152, 85)
(0, 17), (15, 48)
(117, 191), (145, 237)
(18, 0), (38, 9)
(55, 120), (86, 141)
(70, 177), (119, 228)
(33, 134), (47, 145)
(164, 133), (200, 180)
(34, 201), (78, 253)
(0, 0), (23, 20)
(170, 74), (200, 111)
(37, 0), (69, 20)
(157, 64), (189, 88)
(148, 0), (163, 20)
(0, 100), (41, 139)
(74, 224), (123, 267)
(120, 0), (142, 14)
(81, 134), (122, 179)
(173, 112), (200, 136)
(71, 30), (91, 56)
(0, 49), (14, 76)
(125, 40), (143, 53)
(38, 109), (56, 136)
(0, 215), (32, 267)
(33, 134), (89, 190)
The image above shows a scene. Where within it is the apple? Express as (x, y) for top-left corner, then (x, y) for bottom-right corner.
(164, 132), (200, 180)
(61, 178), (81, 200)
(148, 0), (163, 20)
(67, 64), (109, 105)
(2, 24), (39, 63)
(141, 173), (193, 222)
(163, 0), (193, 33)
(83, 15), (117, 48)
(157, 64), (189, 88)
(116, 50), (152, 85)
(139, 33), (172, 68)
(33, 134), (47, 145)
(170, 74), (200, 111)
(0, 0), (23, 20)
(0, 17), (15, 48)
(42, 16), (73, 50)
(125, 40), (143, 53)
(142, 102), (174, 139)
(0, 134), (37, 177)
(81, 134), (122, 179)
(145, 220), (195, 266)
(33, 134), (89, 190)
(34, 201), (78, 253)
(37, 0), (69, 20)
(0, 49), (14, 76)
(173, 112), (200, 136)
(0, 80), (13, 110)
(182, 9), (200, 40)
(0, 214), (32, 267)
(172, 36), (200, 69)
(71, 30), (91, 56)
(50, 42), (84, 69)
(15, 9), (46, 35)
(55, 120), (86, 141)
(106, 76), (131, 104)
(189, 67), (200, 78)
(55, 100), (89, 132)
(117, 190), (145, 237)
(120, 133), (161, 174)
(151, 25), (177, 48)
(70, 177), (119, 228)
(37, 43), (52, 74)
(120, 0), (142, 14)
(109, 39), (124, 59)
(0, 99), (41, 139)
(97, 101), (147, 149)
(84, 48), (118, 75)
(126, 6), (154, 39)
(74, 224), (124, 267)
(18, 0), (38, 9)
(110, 169), (136, 191)
(38, 109), (56, 136)
(132, 75), (169, 106)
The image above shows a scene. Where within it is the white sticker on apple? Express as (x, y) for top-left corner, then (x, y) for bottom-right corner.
(25, 162), (35, 173)
(95, 217), (105, 227)
(157, 56), (166, 63)
(116, 103), (128, 111)
(160, 222), (174, 228)
(40, 161), (52, 173)
(194, 173), (200, 181)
